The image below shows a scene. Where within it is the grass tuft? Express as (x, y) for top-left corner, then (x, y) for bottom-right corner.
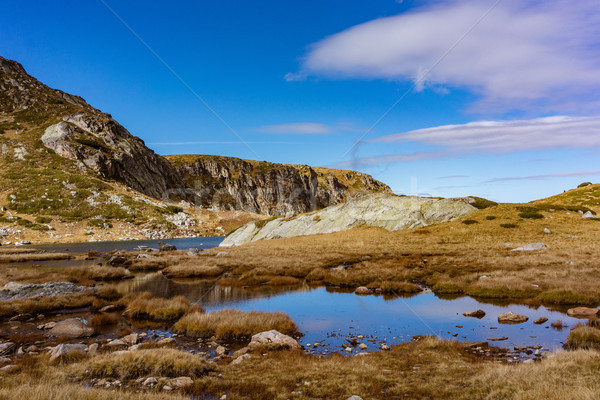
(124, 292), (199, 322)
(174, 309), (299, 340)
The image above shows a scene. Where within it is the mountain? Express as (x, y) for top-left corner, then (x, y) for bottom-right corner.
(0, 56), (390, 242)
(167, 155), (390, 216)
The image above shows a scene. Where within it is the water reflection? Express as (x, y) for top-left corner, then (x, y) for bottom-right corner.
(119, 273), (311, 307)
(120, 274), (584, 355)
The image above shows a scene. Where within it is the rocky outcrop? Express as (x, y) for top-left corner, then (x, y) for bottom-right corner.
(41, 113), (187, 200)
(168, 155), (391, 216)
(0, 282), (87, 301)
(221, 193), (477, 246)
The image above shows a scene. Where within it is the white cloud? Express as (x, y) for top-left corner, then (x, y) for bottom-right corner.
(371, 116), (600, 153)
(332, 115), (600, 168)
(294, 0), (600, 112)
(257, 122), (355, 135)
(486, 170), (600, 183)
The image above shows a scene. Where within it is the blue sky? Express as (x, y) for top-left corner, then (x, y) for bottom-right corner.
(2, 0), (600, 202)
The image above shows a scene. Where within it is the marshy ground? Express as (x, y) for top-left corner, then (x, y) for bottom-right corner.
(1, 187), (600, 398)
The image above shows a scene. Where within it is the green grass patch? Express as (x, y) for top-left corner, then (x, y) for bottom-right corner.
(500, 223), (517, 228)
(34, 216), (52, 224)
(462, 219), (478, 225)
(467, 286), (541, 299)
(537, 290), (598, 306)
(469, 197), (498, 209)
(485, 216), (497, 220)
(432, 283), (464, 295)
(516, 206), (544, 219)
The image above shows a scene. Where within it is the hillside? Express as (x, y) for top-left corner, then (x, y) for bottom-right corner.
(0, 56), (390, 243)
(167, 154), (391, 216)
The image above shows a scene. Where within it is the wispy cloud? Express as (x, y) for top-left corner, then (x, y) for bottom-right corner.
(486, 170), (600, 183)
(291, 0), (600, 113)
(257, 122), (357, 135)
(371, 116), (600, 153)
(332, 115), (600, 168)
(437, 175), (468, 180)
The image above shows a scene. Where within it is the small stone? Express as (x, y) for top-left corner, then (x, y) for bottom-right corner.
(358, 343), (368, 350)
(567, 307), (599, 318)
(106, 339), (126, 349)
(346, 396), (364, 400)
(99, 305), (116, 313)
(121, 333), (138, 346)
(380, 344), (390, 351)
(143, 377), (157, 386)
(498, 312), (528, 324)
(48, 344), (87, 363)
(534, 317), (548, 325)
(216, 346), (227, 356)
(543, 228), (552, 234)
(48, 318), (94, 338)
(511, 243), (547, 251)
(354, 286), (372, 295)
(0, 343), (16, 356)
(231, 353), (251, 365)
(582, 211), (595, 219)
(463, 309), (486, 318)
(163, 385), (173, 391)
(345, 347), (352, 353)
(88, 343), (100, 356)
(0, 364), (17, 373)
(167, 376), (193, 389)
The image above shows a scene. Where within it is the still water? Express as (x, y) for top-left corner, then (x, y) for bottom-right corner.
(32, 236), (224, 253)
(122, 273), (582, 355)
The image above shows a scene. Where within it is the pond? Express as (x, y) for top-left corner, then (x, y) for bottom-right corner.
(121, 273), (583, 357)
(31, 236), (225, 253)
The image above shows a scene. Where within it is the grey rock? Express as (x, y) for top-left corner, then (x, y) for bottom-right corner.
(48, 343), (87, 363)
(543, 228), (552, 234)
(231, 353), (251, 365)
(88, 343), (100, 356)
(167, 376), (193, 389)
(143, 377), (157, 386)
(582, 211), (596, 219)
(248, 330), (301, 350)
(355, 286), (372, 295)
(346, 397), (364, 400)
(187, 248), (202, 256)
(48, 318), (95, 338)
(463, 309), (486, 318)
(511, 243), (547, 251)
(158, 242), (177, 252)
(0, 282), (87, 301)
(222, 194), (477, 246)
(0, 343), (16, 356)
(498, 312), (528, 324)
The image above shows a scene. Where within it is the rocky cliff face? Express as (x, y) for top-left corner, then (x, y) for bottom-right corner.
(0, 56), (186, 200)
(220, 194), (478, 246)
(167, 155), (391, 216)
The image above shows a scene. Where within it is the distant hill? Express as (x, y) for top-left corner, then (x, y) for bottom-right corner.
(0, 56), (391, 242)
(533, 183), (600, 208)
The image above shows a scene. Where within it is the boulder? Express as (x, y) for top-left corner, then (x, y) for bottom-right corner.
(106, 339), (127, 349)
(0, 342), (16, 356)
(567, 307), (599, 318)
(498, 312), (528, 324)
(511, 243), (547, 251)
(187, 248), (202, 256)
(582, 211), (595, 219)
(0, 282), (86, 301)
(167, 377), (193, 389)
(355, 286), (372, 295)
(231, 353), (251, 365)
(463, 309), (486, 318)
(158, 242), (177, 252)
(121, 333), (138, 346)
(48, 318), (95, 338)
(534, 317), (548, 325)
(221, 194), (477, 246)
(248, 330), (301, 350)
(48, 343), (88, 363)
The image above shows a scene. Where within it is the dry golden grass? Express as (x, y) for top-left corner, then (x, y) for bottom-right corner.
(0, 383), (188, 400)
(79, 348), (215, 380)
(0, 290), (96, 318)
(0, 252), (72, 263)
(188, 336), (600, 400)
(174, 309), (299, 340)
(162, 262), (225, 279)
(123, 292), (200, 322)
(165, 202), (600, 305)
(2, 336), (600, 399)
(68, 265), (129, 281)
(566, 324), (600, 350)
